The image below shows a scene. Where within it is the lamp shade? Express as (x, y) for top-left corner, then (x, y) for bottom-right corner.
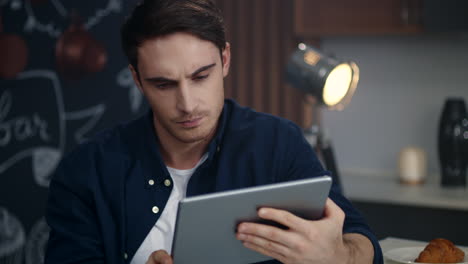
(286, 43), (359, 110)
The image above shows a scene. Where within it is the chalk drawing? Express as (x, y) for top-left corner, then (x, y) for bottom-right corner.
(22, 0), (122, 38)
(117, 67), (143, 113)
(84, 0), (122, 30)
(25, 218), (49, 264)
(0, 92), (51, 146)
(32, 147), (62, 188)
(0, 207), (25, 264)
(24, 0), (62, 38)
(0, 69), (106, 187)
(65, 103), (106, 143)
(0, 70), (65, 188)
(50, 0), (67, 18)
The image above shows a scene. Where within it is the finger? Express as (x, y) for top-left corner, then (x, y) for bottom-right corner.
(321, 198), (345, 224)
(243, 241), (287, 264)
(257, 207), (308, 232)
(237, 232), (291, 257)
(237, 222), (295, 248)
(146, 250), (173, 264)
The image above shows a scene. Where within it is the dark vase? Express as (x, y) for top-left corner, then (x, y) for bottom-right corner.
(438, 98), (468, 187)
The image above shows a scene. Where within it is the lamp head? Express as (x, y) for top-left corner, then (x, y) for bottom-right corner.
(286, 43), (359, 110)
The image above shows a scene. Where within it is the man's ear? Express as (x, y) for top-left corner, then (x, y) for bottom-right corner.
(129, 64), (144, 94)
(222, 42), (231, 78)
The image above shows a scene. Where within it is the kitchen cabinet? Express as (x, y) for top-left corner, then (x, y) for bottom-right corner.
(353, 201), (468, 246)
(294, 0), (423, 36)
(342, 172), (468, 245)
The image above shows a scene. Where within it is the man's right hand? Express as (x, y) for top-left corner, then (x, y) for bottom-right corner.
(146, 250), (173, 264)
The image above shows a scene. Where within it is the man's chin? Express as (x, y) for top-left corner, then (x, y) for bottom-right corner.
(167, 120), (217, 144)
(173, 129), (212, 144)
(175, 135), (209, 144)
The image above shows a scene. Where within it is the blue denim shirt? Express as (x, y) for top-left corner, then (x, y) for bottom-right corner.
(45, 99), (383, 264)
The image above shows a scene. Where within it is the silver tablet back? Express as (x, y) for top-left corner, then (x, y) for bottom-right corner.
(172, 175), (332, 264)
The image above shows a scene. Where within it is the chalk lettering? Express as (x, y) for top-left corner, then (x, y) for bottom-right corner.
(0, 91), (50, 147)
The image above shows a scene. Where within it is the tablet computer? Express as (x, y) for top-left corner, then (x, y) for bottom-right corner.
(171, 175), (332, 264)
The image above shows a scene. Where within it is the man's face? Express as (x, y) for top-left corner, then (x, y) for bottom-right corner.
(131, 32), (230, 145)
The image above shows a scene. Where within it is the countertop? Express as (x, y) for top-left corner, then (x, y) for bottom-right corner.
(341, 171), (468, 211)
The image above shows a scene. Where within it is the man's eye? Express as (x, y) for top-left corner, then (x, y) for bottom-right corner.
(194, 75), (208, 81)
(156, 83), (172, 89)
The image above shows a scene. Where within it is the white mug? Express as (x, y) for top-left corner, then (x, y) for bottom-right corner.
(398, 146), (427, 184)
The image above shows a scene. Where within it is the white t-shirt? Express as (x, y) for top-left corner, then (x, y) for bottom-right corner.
(130, 154), (208, 264)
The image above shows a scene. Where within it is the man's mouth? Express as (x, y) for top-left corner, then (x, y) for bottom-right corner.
(176, 117), (203, 128)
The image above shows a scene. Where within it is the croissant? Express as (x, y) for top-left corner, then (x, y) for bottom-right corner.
(415, 238), (465, 263)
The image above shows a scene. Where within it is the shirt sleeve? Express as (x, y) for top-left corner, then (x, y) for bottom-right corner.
(281, 121), (384, 264)
(45, 146), (106, 264)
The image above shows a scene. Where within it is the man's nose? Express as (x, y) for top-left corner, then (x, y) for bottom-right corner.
(176, 82), (197, 114)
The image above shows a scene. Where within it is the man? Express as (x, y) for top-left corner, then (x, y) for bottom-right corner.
(45, 0), (383, 263)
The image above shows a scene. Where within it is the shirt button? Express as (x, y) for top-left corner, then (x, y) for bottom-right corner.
(124, 252), (128, 260)
(164, 179), (171, 187)
(152, 206), (159, 214)
(148, 179), (155, 186)
(217, 146), (221, 152)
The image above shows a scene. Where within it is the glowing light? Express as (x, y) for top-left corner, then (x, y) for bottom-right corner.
(298, 43), (307, 50)
(323, 64), (354, 107)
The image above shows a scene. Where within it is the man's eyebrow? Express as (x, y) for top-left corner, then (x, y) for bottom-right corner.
(144, 63), (216, 83)
(190, 63), (216, 77)
(144, 76), (176, 83)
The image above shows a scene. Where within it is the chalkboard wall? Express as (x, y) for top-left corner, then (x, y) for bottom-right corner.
(0, 1), (145, 263)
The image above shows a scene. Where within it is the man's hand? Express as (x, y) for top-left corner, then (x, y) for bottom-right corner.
(146, 250), (173, 264)
(236, 198), (374, 264)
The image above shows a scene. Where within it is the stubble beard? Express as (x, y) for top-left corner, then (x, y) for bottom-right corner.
(155, 97), (224, 146)
(160, 112), (217, 145)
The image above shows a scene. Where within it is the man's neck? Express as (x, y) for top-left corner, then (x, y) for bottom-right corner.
(160, 140), (209, 170)
(154, 121), (216, 170)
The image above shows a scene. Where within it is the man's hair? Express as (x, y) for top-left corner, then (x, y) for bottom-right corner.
(121, 0), (226, 72)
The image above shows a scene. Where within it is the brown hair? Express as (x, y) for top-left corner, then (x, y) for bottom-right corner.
(121, 0), (226, 72)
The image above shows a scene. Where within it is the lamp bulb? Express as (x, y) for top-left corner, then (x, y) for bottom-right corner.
(323, 63), (353, 107)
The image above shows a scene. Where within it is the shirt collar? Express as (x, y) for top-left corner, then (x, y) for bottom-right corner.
(205, 99), (229, 162)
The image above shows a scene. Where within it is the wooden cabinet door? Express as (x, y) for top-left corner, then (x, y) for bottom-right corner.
(294, 0), (423, 36)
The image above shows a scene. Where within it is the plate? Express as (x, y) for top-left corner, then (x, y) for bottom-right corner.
(384, 246), (468, 264)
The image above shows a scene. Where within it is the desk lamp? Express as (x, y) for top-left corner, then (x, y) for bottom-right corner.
(286, 43), (359, 188)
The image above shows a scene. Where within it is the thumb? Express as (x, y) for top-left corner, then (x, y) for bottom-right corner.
(322, 198), (345, 224)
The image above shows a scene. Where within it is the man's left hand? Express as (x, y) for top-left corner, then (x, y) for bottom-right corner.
(236, 198), (352, 264)
(145, 250), (173, 264)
